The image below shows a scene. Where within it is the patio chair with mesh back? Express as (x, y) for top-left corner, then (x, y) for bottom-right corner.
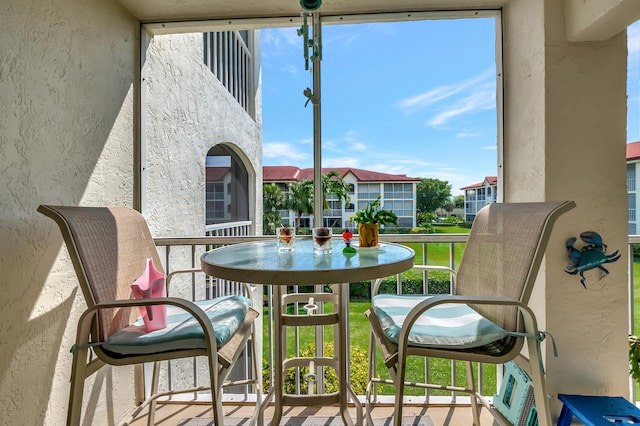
(38, 205), (260, 426)
(365, 201), (575, 426)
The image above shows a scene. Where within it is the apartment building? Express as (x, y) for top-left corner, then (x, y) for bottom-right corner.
(460, 176), (498, 222)
(628, 142), (640, 234)
(263, 166), (420, 229)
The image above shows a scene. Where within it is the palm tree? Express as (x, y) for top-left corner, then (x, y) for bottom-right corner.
(322, 170), (351, 209)
(322, 170), (351, 227)
(285, 180), (314, 232)
(263, 184), (285, 234)
(281, 171), (351, 231)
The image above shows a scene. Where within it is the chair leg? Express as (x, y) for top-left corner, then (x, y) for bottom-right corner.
(208, 353), (225, 426)
(147, 361), (161, 426)
(527, 340), (552, 426)
(365, 329), (377, 426)
(249, 327), (261, 426)
(465, 361), (481, 426)
(67, 349), (88, 426)
(393, 358), (407, 426)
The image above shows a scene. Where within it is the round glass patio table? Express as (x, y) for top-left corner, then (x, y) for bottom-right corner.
(201, 239), (415, 426)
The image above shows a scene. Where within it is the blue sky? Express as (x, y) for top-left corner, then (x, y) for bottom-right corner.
(261, 18), (640, 195)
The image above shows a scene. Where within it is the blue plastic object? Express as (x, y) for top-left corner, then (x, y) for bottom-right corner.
(557, 394), (640, 426)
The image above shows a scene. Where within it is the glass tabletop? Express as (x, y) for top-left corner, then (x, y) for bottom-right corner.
(201, 239), (415, 285)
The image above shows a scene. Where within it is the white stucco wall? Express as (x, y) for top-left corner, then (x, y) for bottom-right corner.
(504, 0), (630, 417)
(0, 0), (139, 425)
(143, 32), (263, 238)
(142, 30), (263, 392)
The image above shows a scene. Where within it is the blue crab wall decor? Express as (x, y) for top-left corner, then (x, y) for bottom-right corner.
(565, 231), (621, 288)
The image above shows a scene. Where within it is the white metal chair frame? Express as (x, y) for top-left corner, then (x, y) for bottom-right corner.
(38, 205), (261, 426)
(365, 201), (576, 426)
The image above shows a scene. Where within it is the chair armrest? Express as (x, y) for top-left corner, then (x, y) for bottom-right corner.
(411, 264), (457, 275)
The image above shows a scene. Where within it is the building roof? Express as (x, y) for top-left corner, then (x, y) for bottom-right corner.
(263, 166), (420, 183)
(628, 141), (640, 161)
(262, 166), (302, 182)
(460, 176), (498, 190)
(206, 167), (230, 180)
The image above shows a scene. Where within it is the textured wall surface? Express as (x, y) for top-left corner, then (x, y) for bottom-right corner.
(503, 0), (630, 416)
(0, 0), (138, 424)
(144, 32), (262, 239)
(0, 6), (264, 421)
(142, 30), (263, 391)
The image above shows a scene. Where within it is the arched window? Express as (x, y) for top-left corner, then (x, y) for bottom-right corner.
(205, 145), (249, 225)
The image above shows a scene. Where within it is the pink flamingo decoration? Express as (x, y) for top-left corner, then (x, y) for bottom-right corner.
(131, 258), (167, 332)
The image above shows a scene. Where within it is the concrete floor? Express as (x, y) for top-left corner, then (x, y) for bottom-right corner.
(127, 402), (499, 425)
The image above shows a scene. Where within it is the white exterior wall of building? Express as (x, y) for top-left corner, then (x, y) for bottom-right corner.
(144, 31), (262, 238)
(628, 161), (638, 234)
(463, 181), (497, 222)
(143, 30), (263, 392)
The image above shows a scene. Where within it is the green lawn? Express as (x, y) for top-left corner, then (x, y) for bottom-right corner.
(634, 260), (640, 335)
(405, 225), (469, 266)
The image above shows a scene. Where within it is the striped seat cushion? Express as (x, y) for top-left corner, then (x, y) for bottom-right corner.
(103, 295), (252, 355)
(372, 294), (509, 349)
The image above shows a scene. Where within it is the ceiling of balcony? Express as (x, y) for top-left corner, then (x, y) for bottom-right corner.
(118, 0), (508, 23)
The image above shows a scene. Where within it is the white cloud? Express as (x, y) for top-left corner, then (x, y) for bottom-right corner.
(456, 132), (482, 138)
(263, 142), (309, 162)
(262, 28), (300, 52)
(321, 131), (370, 154)
(261, 28), (304, 76)
(323, 31), (363, 49)
(343, 130), (368, 151)
(397, 68), (495, 114)
(350, 141), (367, 151)
(325, 157), (361, 168)
(322, 139), (340, 152)
(427, 89), (495, 127)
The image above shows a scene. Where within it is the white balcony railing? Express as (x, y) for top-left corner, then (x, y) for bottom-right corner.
(151, 229), (640, 407)
(206, 220), (252, 236)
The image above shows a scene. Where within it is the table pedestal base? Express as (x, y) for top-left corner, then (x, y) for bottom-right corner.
(257, 284), (363, 426)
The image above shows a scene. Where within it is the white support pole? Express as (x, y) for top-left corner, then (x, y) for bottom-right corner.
(312, 12), (323, 225)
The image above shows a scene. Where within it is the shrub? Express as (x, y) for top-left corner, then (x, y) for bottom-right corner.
(347, 269), (452, 298)
(262, 342), (369, 395)
(377, 268), (451, 295)
(410, 224), (435, 234)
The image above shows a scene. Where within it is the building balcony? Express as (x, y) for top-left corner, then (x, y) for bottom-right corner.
(98, 230), (640, 426)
